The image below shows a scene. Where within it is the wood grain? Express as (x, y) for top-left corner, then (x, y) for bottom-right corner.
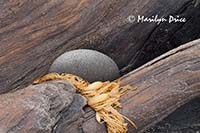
(0, 39), (199, 132)
(56, 39), (200, 132)
(0, 80), (87, 133)
(1, 0), (200, 93)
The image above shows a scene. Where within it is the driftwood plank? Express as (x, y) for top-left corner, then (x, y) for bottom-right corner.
(0, 39), (199, 133)
(0, 0), (200, 93)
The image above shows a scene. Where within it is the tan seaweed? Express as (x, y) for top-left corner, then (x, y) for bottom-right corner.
(33, 73), (137, 133)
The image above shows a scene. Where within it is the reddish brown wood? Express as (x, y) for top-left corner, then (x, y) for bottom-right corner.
(1, 0), (200, 93)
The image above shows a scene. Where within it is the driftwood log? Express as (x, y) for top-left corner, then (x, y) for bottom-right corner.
(0, 39), (199, 133)
(0, 0), (200, 93)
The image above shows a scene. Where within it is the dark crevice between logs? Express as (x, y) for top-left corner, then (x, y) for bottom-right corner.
(120, 1), (200, 75)
(145, 97), (200, 133)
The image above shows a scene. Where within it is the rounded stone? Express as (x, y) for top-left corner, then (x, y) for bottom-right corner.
(49, 49), (120, 82)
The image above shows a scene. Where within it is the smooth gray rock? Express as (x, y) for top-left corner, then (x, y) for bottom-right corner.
(49, 49), (120, 82)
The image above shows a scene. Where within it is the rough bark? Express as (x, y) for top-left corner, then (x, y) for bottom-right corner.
(0, 39), (199, 133)
(0, 0), (200, 93)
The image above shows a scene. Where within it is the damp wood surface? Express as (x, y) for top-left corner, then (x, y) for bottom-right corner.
(0, 0), (200, 93)
(0, 39), (199, 133)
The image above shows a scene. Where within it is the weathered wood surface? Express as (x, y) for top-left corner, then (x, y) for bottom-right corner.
(0, 80), (87, 133)
(145, 98), (200, 133)
(0, 0), (200, 93)
(119, 39), (200, 132)
(0, 39), (199, 133)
